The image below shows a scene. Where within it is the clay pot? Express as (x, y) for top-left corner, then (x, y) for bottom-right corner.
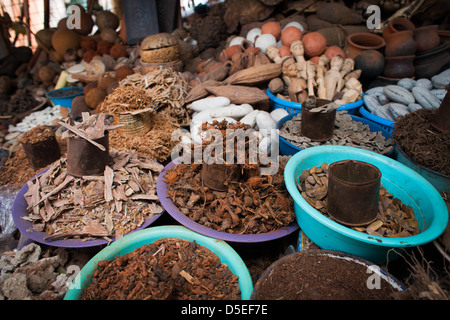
(302, 32), (327, 58)
(383, 55), (415, 79)
(354, 49), (385, 80)
(382, 17), (415, 39)
(384, 30), (416, 57)
(414, 42), (450, 79)
(415, 25), (440, 52)
(344, 33), (385, 59)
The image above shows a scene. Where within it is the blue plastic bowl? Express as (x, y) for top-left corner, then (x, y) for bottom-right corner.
(284, 145), (449, 264)
(394, 145), (450, 193)
(267, 89), (363, 115)
(64, 226), (254, 300)
(46, 86), (84, 108)
(277, 113), (394, 157)
(359, 105), (394, 133)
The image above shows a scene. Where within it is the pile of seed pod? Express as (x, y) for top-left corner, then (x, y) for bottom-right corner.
(363, 68), (449, 121)
(296, 163), (421, 237)
(279, 111), (394, 155)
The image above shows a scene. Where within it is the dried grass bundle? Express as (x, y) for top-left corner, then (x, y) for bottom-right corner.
(120, 67), (189, 124)
(99, 85), (157, 115)
(108, 110), (180, 163)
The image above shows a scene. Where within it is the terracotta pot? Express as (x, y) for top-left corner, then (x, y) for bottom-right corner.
(354, 49), (385, 79)
(383, 55), (415, 79)
(414, 42), (450, 78)
(344, 33), (385, 59)
(384, 30), (416, 57)
(382, 17), (415, 39)
(415, 25), (440, 52)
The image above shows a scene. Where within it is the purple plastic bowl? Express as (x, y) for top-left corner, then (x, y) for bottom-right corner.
(156, 160), (299, 243)
(12, 168), (164, 248)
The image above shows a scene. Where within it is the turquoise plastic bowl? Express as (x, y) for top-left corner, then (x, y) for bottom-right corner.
(359, 105), (394, 133)
(277, 113), (394, 157)
(394, 145), (450, 193)
(64, 226), (254, 300)
(46, 86), (84, 108)
(267, 89), (363, 115)
(284, 145), (449, 264)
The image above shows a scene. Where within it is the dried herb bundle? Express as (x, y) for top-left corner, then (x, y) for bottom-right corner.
(22, 150), (164, 241)
(108, 110), (180, 163)
(120, 67), (189, 124)
(81, 238), (241, 300)
(99, 85), (157, 115)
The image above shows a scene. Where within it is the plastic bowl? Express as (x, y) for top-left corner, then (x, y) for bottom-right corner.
(251, 249), (405, 299)
(156, 159), (299, 243)
(394, 144), (450, 193)
(359, 105), (394, 133)
(284, 145), (449, 264)
(64, 225), (254, 300)
(46, 86), (84, 108)
(267, 89), (363, 115)
(277, 113), (394, 157)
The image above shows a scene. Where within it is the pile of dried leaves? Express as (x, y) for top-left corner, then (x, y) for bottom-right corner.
(393, 109), (450, 177)
(164, 121), (295, 234)
(297, 163), (421, 237)
(120, 67), (189, 125)
(22, 150), (164, 241)
(81, 238), (241, 300)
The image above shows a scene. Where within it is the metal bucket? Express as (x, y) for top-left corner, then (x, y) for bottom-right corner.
(21, 136), (61, 170)
(327, 160), (381, 227)
(301, 97), (336, 142)
(66, 132), (109, 177)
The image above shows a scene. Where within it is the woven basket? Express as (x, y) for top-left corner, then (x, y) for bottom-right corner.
(114, 111), (152, 137)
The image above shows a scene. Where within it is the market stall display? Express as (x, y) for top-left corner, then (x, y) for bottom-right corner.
(0, 0), (449, 302)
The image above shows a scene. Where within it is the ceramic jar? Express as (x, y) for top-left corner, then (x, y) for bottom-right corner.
(344, 33), (385, 59)
(383, 55), (415, 79)
(354, 49), (385, 80)
(415, 25), (440, 52)
(414, 42), (450, 78)
(382, 17), (415, 39)
(384, 30), (416, 57)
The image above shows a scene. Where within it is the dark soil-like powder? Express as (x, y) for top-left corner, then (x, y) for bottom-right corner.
(252, 251), (399, 300)
(393, 109), (450, 177)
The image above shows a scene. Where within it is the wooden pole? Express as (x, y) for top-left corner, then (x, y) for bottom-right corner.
(23, 0), (31, 47)
(43, 0), (49, 29)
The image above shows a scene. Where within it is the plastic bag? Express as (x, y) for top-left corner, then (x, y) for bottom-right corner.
(0, 185), (19, 236)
